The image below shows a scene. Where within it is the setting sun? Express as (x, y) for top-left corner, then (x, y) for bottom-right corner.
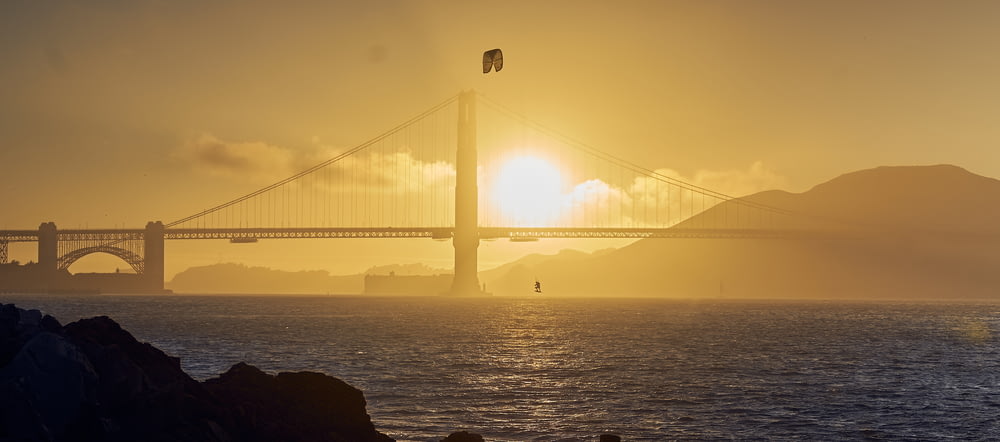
(492, 155), (564, 226)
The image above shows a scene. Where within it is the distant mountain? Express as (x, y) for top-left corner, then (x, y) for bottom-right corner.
(482, 165), (1000, 299)
(364, 263), (449, 276)
(743, 164), (1000, 234)
(167, 263), (362, 294)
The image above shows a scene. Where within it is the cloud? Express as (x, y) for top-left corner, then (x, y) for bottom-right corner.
(171, 134), (459, 226)
(174, 133), (458, 192)
(625, 161), (787, 226)
(491, 161), (787, 228)
(565, 178), (633, 226)
(173, 135), (785, 229)
(585, 161), (786, 223)
(173, 133), (354, 183)
(363, 149), (455, 191)
(173, 134), (298, 181)
(657, 161), (789, 198)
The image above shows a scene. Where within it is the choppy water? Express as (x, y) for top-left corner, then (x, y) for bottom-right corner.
(4, 294), (1000, 441)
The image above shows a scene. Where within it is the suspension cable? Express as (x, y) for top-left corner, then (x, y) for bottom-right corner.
(477, 92), (793, 216)
(166, 94), (460, 227)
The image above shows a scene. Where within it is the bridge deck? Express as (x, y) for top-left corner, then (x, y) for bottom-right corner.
(1, 227), (818, 242)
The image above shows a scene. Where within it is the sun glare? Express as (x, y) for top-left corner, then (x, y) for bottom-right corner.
(492, 156), (564, 226)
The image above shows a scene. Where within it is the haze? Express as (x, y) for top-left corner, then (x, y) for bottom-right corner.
(3, 1), (1000, 279)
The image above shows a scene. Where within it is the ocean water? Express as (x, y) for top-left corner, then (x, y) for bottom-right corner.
(4, 294), (1000, 441)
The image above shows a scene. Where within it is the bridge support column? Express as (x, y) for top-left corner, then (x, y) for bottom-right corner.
(450, 90), (482, 296)
(38, 222), (57, 277)
(144, 221), (165, 291)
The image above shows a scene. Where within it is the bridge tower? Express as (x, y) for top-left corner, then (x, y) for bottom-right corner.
(38, 222), (58, 276)
(450, 90), (482, 295)
(144, 221), (165, 291)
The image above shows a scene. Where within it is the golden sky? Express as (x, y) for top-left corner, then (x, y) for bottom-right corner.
(3, 1), (1000, 277)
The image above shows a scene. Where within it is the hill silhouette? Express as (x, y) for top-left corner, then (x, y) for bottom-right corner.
(745, 164), (1000, 234)
(166, 262), (451, 294)
(167, 263), (363, 294)
(482, 165), (1000, 299)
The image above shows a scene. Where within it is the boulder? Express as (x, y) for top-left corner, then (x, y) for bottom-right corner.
(0, 304), (419, 442)
(204, 362), (393, 442)
(0, 308), (229, 442)
(0, 370), (54, 441)
(441, 431), (485, 442)
(0, 303), (21, 367)
(0, 331), (98, 437)
(63, 316), (230, 441)
(0, 303), (19, 333)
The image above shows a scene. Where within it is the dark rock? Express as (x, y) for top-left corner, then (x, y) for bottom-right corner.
(15, 308), (44, 342)
(0, 331), (98, 437)
(0, 303), (21, 366)
(0, 377), (54, 441)
(40, 314), (62, 333)
(599, 435), (622, 442)
(0, 304), (395, 442)
(63, 315), (230, 442)
(204, 362), (393, 442)
(0, 309), (229, 442)
(441, 431), (485, 442)
(20, 308), (42, 327)
(0, 303), (19, 333)
(63, 315), (188, 389)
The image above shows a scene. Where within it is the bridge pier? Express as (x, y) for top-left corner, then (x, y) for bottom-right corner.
(450, 90), (482, 296)
(144, 221), (165, 291)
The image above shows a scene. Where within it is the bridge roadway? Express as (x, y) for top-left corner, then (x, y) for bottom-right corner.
(0, 224), (827, 294)
(0, 226), (808, 243)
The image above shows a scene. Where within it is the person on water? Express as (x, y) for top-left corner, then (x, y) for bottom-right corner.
(534, 280), (542, 293)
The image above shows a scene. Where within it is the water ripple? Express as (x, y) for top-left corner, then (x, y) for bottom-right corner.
(6, 295), (1000, 440)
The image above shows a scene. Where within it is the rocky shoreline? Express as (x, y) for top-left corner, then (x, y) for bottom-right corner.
(0, 303), (497, 442)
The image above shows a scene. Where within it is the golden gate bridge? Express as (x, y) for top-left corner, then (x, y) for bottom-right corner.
(0, 90), (803, 294)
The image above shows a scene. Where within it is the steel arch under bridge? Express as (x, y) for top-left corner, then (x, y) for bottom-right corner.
(53, 229), (147, 273)
(56, 245), (145, 274)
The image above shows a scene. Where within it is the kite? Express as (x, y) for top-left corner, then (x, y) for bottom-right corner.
(483, 48), (503, 73)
